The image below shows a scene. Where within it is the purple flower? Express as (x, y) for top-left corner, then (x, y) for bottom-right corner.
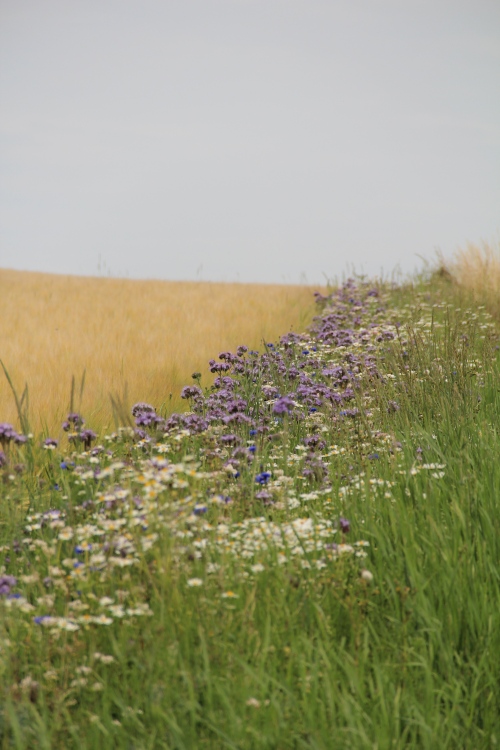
(272, 396), (295, 415)
(0, 423), (26, 447)
(220, 434), (239, 445)
(63, 413), (84, 431)
(255, 489), (272, 501)
(263, 386), (279, 399)
(131, 402), (156, 417)
(0, 575), (17, 596)
(339, 517), (350, 534)
(0, 450), (6, 467)
(208, 359), (231, 373)
(218, 351), (236, 363)
(181, 414), (208, 433)
(80, 429), (97, 449)
(222, 413), (251, 425)
(181, 385), (203, 400)
(304, 435), (326, 451)
(213, 376), (237, 390)
(43, 438), (58, 448)
(376, 331), (395, 342)
(0, 423), (17, 443)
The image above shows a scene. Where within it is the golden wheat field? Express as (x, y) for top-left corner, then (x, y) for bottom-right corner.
(0, 269), (326, 436)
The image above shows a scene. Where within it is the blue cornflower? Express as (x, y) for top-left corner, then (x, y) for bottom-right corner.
(74, 544), (92, 554)
(255, 472), (271, 485)
(34, 615), (51, 625)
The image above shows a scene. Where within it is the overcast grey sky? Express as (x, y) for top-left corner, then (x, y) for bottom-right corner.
(1, 0), (499, 284)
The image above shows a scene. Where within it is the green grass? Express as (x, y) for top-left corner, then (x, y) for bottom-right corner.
(1, 273), (500, 749)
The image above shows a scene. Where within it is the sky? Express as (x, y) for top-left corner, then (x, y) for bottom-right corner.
(1, 0), (499, 285)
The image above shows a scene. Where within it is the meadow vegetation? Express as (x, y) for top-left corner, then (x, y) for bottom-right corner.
(1, 253), (500, 748)
(0, 269), (322, 434)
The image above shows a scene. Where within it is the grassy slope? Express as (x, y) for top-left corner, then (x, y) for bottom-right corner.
(1, 270), (500, 749)
(0, 269), (323, 434)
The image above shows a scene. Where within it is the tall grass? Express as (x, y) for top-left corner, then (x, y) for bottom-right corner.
(0, 269), (324, 435)
(446, 240), (500, 318)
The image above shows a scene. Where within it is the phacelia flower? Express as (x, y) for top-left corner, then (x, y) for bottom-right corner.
(273, 396), (295, 415)
(131, 402), (156, 417)
(339, 517), (350, 534)
(0, 575), (17, 596)
(0, 423), (26, 446)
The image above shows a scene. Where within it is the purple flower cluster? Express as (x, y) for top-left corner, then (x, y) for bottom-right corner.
(70, 429), (98, 450)
(0, 423), (27, 447)
(121, 279), (400, 490)
(273, 396), (295, 415)
(131, 403), (166, 436)
(61, 412), (97, 450)
(62, 413), (85, 432)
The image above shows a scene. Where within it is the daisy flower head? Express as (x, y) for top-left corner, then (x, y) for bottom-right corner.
(187, 578), (203, 587)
